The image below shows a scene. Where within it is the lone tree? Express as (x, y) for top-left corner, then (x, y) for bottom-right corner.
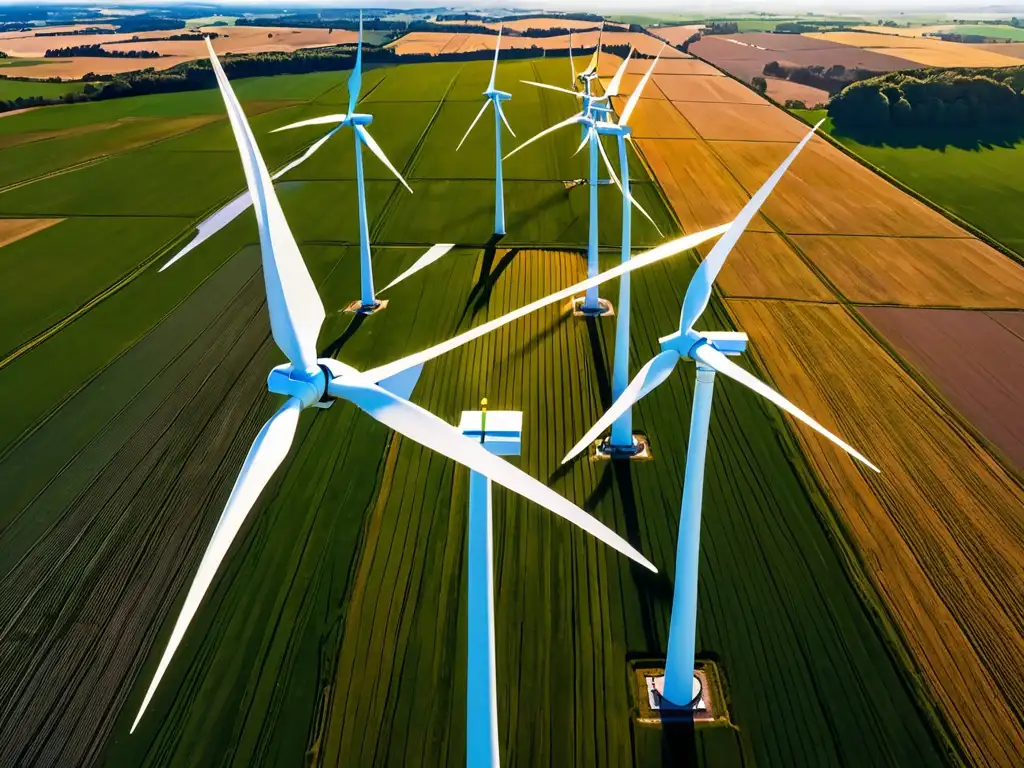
(751, 76), (767, 95)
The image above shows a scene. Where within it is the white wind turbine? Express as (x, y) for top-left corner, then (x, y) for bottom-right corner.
(129, 40), (659, 734)
(594, 51), (662, 453)
(562, 121), (881, 707)
(272, 13), (414, 312)
(509, 46), (659, 316)
(456, 25), (515, 236)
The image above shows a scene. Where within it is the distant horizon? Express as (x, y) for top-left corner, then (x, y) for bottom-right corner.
(8, 0), (1024, 18)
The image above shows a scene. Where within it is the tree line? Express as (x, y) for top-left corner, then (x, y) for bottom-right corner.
(828, 67), (1024, 133)
(44, 43), (162, 59)
(764, 61), (881, 94)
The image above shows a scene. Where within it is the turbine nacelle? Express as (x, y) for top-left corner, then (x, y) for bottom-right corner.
(267, 363), (328, 409)
(658, 330), (749, 361)
(346, 112), (373, 127)
(484, 89), (512, 102)
(595, 121), (631, 138)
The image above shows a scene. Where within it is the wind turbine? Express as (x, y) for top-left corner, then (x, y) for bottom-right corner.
(129, 40), (659, 735)
(271, 13), (413, 313)
(594, 52), (661, 453)
(509, 47), (657, 316)
(456, 25), (515, 237)
(562, 121), (881, 708)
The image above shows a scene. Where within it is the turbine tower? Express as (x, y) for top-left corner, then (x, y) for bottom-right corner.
(129, 39), (659, 736)
(509, 48), (656, 316)
(457, 26), (515, 236)
(272, 13), (413, 313)
(563, 121), (881, 707)
(593, 51), (662, 453)
(458, 403), (521, 768)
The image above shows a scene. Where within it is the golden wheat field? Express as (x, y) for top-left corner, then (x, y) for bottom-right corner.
(654, 73), (766, 104)
(0, 218), (63, 249)
(791, 235), (1024, 307)
(609, 96), (697, 138)
(698, 231), (832, 301)
(711, 139), (966, 236)
(726, 299), (1024, 768)
(672, 101), (814, 142)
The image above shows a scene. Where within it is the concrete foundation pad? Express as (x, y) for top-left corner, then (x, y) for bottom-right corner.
(592, 433), (653, 461)
(571, 296), (614, 317)
(344, 298), (389, 315)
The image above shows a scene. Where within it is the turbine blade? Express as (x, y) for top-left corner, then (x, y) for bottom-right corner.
(496, 101), (515, 137)
(347, 12), (363, 115)
(130, 397), (303, 733)
(563, 350), (681, 463)
(679, 120), (822, 334)
(457, 99), (491, 152)
(362, 224), (731, 384)
(355, 124), (413, 194)
(569, 30), (577, 88)
(380, 243), (456, 292)
(376, 362), (423, 400)
(605, 47), (633, 98)
(271, 114), (347, 133)
(487, 25), (502, 92)
(332, 378), (656, 572)
(520, 79), (580, 97)
(573, 126), (592, 157)
(582, 22), (603, 76)
(693, 344), (879, 473)
(161, 124), (342, 272)
(207, 39), (324, 371)
(504, 113), (583, 161)
(619, 47), (663, 126)
(597, 134), (662, 236)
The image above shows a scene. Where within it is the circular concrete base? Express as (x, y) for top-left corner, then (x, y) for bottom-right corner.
(571, 296), (614, 317)
(344, 298), (389, 315)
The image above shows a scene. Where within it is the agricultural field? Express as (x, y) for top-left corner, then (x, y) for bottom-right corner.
(860, 307), (1024, 468)
(433, 16), (601, 32)
(0, 77), (89, 98)
(620, 60), (1024, 766)
(803, 31), (1024, 67)
(387, 29), (676, 57)
(0, 54), (952, 768)
(856, 23), (1024, 42)
(798, 108), (1024, 259)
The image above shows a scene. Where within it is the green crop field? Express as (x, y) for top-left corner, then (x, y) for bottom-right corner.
(945, 24), (1024, 41)
(0, 75), (88, 99)
(0, 60), (952, 768)
(797, 108), (1024, 258)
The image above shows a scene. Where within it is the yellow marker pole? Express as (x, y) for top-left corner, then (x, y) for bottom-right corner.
(480, 397), (488, 443)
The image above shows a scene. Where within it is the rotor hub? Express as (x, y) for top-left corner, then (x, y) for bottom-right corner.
(348, 113), (373, 126)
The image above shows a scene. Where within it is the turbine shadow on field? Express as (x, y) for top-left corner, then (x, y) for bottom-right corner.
(661, 717), (699, 766)
(512, 312), (571, 359)
(460, 236), (523, 323)
(320, 313), (366, 359)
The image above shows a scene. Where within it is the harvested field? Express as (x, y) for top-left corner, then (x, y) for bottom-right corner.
(0, 217), (61, 248)
(804, 31), (1024, 67)
(673, 101), (814, 141)
(859, 306), (1024, 468)
(765, 78), (830, 107)
(977, 42), (1024, 57)
(688, 33), (919, 84)
(434, 16), (601, 32)
(711, 139), (966, 236)
(387, 31), (453, 55)
(655, 73), (765, 103)
(0, 56), (191, 79)
(609, 96), (697, 138)
(793, 235), (1024, 307)
(639, 138), (773, 233)
(649, 24), (706, 46)
(697, 230), (832, 300)
(598, 56), (711, 78)
(727, 299), (1024, 768)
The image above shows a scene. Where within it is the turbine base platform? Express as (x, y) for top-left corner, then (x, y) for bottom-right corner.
(631, 660), (727, 726)
(571, 297), (614, 317)
(344, 299), (389, 315)
(593, 433), (652, 461)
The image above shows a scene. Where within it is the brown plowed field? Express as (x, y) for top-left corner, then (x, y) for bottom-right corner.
(726, 300), (1024, 768)
(712, 140), (966, 236)
(793, 235), (1024, 307)
(434, 16), (601, 32)
(688, 33), (919, 83)
(698, 231), (832, 301)
(859, 307), (1024, 468)
(672, 101), (814, 142)
(0, 218), (63, 249)
(977, 42), (1024, 57)
(654, 73), (765, 103)
(649, 25), (706, 46)
(805, 31), (1024, 67)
